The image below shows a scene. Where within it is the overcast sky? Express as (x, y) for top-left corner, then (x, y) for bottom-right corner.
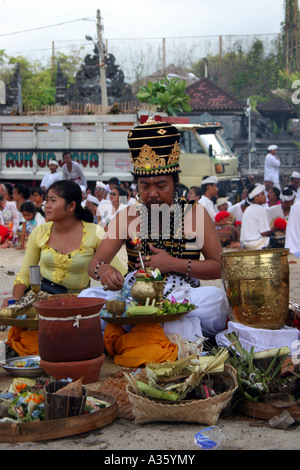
(0, 0), (286, 81)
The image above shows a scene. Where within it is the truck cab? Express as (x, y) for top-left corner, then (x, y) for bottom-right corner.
(172, 122), (240, 190)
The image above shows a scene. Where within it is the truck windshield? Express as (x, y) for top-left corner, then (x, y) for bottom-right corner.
(196, 130), (230, 156)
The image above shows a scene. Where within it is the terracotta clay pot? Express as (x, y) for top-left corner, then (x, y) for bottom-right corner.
(34, 297), (105, 362)
(41, 353), (106, 384)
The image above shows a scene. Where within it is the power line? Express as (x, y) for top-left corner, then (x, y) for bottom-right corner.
(0, 17), (94, 38)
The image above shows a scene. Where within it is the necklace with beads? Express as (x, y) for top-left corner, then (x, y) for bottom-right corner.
(127, 195), (200, 296)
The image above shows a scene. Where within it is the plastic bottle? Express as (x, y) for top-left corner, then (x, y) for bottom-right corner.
(194, 426), (224, 450)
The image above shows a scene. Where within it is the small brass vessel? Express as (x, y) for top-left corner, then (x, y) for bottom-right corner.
(105, 300), (126, 316)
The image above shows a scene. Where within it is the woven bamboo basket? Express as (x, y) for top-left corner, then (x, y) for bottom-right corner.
(126, 364), (238, 425)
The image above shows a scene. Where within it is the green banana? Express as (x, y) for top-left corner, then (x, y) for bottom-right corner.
(136, 381), (179, 401)
(126, 306), (158, 316)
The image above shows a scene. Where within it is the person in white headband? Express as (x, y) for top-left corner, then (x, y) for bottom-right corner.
(40, 159), (62, 191)
(264, 144), (280, 189)
(200, 176), (219, 185)
(198, 175), (219, 221)
(280, 190), (296, 202)
(85, 194), (100, 223)
(240, 184), (277, 249)
(86, 195), (100, 206)
(267, 188), (295, 248)
(248, 183), (265, 200)
(289, 171), (300, 202)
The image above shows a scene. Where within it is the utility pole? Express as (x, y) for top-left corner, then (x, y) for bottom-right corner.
(246, 98), (252, 173)
(52, 41), (55, 85)
(162, 38), (166, 75)
(96, 9), (108, 108)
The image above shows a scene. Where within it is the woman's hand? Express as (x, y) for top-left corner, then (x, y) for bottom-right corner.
(1, 298), (14, 308)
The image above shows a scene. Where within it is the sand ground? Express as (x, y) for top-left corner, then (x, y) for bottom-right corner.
(0, 247), (299, 451)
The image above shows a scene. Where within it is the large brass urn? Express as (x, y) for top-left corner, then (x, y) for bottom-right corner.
(221, 248), (290, 329)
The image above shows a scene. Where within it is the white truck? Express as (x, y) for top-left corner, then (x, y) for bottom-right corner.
(0, 113), (240, 191)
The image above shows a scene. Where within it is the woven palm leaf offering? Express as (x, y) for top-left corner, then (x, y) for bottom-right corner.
(225, 332), (298, 410)
(124, 348), (238, 425)
(125, 349), (229, 402)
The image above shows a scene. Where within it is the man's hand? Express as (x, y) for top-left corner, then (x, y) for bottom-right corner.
(96, 264), (124, 291)
(135, 244), (173, 274)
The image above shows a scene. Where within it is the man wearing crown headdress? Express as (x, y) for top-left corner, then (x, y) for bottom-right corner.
(79, 117), (229, 365)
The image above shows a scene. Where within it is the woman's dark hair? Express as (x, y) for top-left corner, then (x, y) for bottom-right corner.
(31, 187), (45, 198)
(108, 177), (120, 186)
(113, 186), (128, 198)
(47, 180), (93, 223)
(4, 183), (13, 197)
(14, 183), (31, 200)
(189, 186), (202, 197)
(269, 186), (281, 200)
(20, 201), (37, 214)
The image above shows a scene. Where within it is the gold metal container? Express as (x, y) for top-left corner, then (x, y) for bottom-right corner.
(221, 248), (290, 329)
(105, 300), (126, 317)
(130, 272), (164, 307)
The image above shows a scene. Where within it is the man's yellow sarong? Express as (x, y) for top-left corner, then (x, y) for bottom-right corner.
(104, 323), (178, 367)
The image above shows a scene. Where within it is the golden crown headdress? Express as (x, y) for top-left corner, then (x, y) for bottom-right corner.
(127, 117), (181, 176)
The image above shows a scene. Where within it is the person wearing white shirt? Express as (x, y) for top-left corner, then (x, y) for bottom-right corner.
(227, 187), (248, 222)
(97, 186), (127, 228)
(267, 188), (295, 224)
(240, 184), (277, 249)
(264, 144), (280, 189)
(198, 176), (219, 221)
(228, 200), (247, 222)
(40, 160), (62, 191)
(94, 181), (108, 203)
(285, 201), (300, 254)
(288, 171), (300, 202)
(62, 152), (87, 188)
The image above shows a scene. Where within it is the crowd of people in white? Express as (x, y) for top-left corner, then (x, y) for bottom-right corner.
(0, 144), (299, 256)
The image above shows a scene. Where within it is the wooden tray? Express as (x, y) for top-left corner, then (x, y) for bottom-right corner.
(0, 317), (39, 329)
(0, 391), (118, 442)
(100, 311), (190, 325)
(238, 398), (300, 422)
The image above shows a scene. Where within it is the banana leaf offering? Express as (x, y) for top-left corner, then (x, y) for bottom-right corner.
(125, 349), (229, 402)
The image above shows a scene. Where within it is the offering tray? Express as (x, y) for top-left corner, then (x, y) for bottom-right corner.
(100, 311), (192, 325)
(100, 301), (197, 325)
(0, 355), (44, 378)
(0, 317), (39, 329)
(0, 390), (118, 443)
(0, 292), (77, 329)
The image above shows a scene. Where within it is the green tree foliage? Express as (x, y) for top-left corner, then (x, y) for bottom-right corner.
(137, 76), (191, 116)
(189, 38), (282, 102)
(0, 48), (84, 108)
(55, 47), (86, 84)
